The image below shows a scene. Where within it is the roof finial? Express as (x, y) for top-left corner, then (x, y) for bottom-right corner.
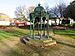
(38, 3), (41, 6)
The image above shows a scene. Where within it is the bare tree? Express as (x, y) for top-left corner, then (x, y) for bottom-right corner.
(26, 6), (35, 19)
(50, 6), (59, 18)
(45, 3), (66, 25)
(27, 6), (35, 13)
(15, 5), (35, 21)
(15, 6), (27, 21)
(50, 3), (66, 18)
(58, 3), (66, 18)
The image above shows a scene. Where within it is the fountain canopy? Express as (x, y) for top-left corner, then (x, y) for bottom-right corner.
(21, 4), (56, 47)
(29, 4), (50, 40)
(30, 4), (49, 20)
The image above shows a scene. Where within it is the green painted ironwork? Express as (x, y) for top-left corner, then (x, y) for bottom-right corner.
(47, 15), (49, 39)
(29, 4), (49, 39)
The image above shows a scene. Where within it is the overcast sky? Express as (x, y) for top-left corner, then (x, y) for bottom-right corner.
(0, 0), (74, 18)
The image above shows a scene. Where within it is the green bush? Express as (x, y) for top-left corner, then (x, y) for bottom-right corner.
(73, 23), (75, 27)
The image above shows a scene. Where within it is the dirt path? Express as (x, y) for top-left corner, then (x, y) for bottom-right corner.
(0, 37), (19, 56)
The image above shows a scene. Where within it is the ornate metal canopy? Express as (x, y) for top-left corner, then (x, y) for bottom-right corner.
(29, 4), (49, 39)
(30, 4), (49, 20)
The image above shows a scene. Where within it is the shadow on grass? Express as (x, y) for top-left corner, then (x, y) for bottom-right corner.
(57, 41), (75, 48)
(0, 31), (12, 39)
(5, 30), (29, 37)
(57, 34), (75, 36)
(56, 34), (75, 39)
(8, 31), (29, 37)
(51, 37), (75, 48)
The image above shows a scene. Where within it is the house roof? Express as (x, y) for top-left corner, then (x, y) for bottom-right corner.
(0, 13), (15, 22)
(0, 13), (9, 18)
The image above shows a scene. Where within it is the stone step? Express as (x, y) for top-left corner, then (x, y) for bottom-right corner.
(44, 41), (56, 46)
(43, 38), (52, 43)
(34, 36), (40, 39)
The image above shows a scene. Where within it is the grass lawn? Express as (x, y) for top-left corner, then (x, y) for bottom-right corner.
(0, 27), (75, 56)
(53, 29), (75, 39)
(53, 29), (75, 45)
(0, 27), (30, 40)
(54, 29), (75, 35)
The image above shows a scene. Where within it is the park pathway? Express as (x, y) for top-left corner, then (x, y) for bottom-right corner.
(0, 37), (19, 56)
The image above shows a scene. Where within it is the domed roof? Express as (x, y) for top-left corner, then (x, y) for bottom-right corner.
(29, 4), (49, 19)
(34, 4), (45, 12)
